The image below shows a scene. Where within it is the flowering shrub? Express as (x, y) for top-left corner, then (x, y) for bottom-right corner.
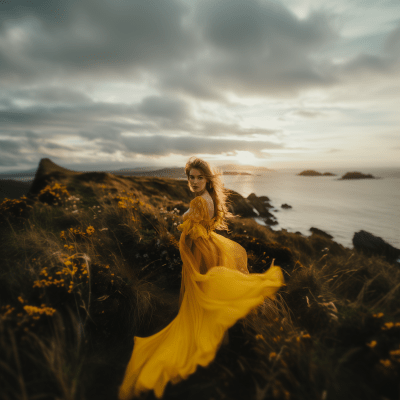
(0, 195), (33, 224)
(0, 298), (57, 333)
(37, 182), (70, 206)
(60, 225), (96, 242)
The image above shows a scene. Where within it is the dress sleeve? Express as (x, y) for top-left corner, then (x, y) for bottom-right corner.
(177, 197), (211, 240)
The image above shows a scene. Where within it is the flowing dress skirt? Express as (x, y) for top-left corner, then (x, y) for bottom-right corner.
(118, 231), (284, 399)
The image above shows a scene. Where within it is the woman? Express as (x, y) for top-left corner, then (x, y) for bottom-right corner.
(118, 157), (285, 400)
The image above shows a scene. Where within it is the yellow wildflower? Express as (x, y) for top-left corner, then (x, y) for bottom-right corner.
(367, 341), (377, 348)
(389, 349), (400, 357)
(380, 359), (392, 368)
(382, 322), (394, 330)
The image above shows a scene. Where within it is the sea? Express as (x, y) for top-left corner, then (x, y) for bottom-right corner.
(4, 166), (400, 251)
(220, 167), (400, 251)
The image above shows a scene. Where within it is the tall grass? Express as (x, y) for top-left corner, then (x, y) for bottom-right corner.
(0, 176), (399, 400)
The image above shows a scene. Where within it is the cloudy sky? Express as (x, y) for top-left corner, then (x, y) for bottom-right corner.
(1, 0), (400, 174)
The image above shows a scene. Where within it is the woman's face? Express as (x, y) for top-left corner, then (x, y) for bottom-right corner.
(188, 168), (207, 193)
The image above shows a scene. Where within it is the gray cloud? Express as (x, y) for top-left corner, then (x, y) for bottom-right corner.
(0, 0), (196, 85)
(291, 110), (326, 119)
(157, 1), (400, 98)
(1, 0), (398, 100)
(158, 70), (225, 101)
(0, 139), (25, 167)
(120, 134), (284, 158)
(0, 85), (283, 167)
(11, 87), (93, 105)
(137, 96), (191, 122)
(384, 22), (400, 57)
(165, 0), (341, 96)
(341, 53), (398, 75)
(195, 0), (335, 54)
(0, 88), (280, 139)
(0, 139), (23, 153)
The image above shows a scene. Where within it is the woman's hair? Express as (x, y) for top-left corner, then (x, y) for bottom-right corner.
(184, 156), (239, 233)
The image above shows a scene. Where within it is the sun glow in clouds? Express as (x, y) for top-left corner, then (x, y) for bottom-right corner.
(235, 151), (256, 165)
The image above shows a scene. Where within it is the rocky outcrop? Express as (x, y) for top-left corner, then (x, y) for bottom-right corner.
(28, 158), (80, 197)
(340, 172), (376, 180)
(309, 227), (334, 240)
(247, 193), (274, 216)
(225, 192), (279, 226)
(225, 191), (258, 218)
(298, 170), (336, 176)
(258, 195), (273, 207)
(246, 193), (278, 226)
(281, 203), (292, 209)
(353, 230), (400, 264)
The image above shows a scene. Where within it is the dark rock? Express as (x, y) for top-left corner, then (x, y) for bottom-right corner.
(310, 227), (334, 239)
(263, 216), (279, 226)
(281, 203), (292, 209)
(258, 195), (273, 208)
(298, 170), (323, 176)
(226, 191), (259, 218)
(298, 170), (336, 176)
(340, 172), (376, 180)
(228, 192), (279, 224)
(259, 195), (271, 202)
(247, 193), (277, 218)
(353, 230), (400, 264)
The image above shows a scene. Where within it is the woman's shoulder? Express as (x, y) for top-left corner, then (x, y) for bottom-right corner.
(190, 193), (213, 206)
(190, 195), (205, 205)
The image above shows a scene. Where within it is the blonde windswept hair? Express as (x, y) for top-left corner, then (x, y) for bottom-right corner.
(184, 156), (239, 234)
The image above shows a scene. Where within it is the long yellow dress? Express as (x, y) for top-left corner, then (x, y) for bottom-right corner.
(118, 195), (285, 400)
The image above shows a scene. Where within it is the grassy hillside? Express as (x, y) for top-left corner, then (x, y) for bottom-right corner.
(0, 160), (399, 400)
